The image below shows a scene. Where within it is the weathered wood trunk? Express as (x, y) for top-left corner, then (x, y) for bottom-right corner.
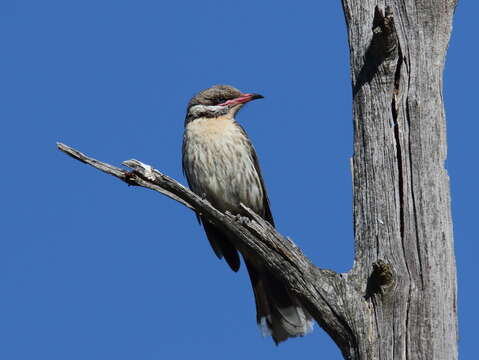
(341, 1), (458, 358)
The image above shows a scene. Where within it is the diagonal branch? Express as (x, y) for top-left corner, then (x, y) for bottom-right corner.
(57, 142), (362, 357)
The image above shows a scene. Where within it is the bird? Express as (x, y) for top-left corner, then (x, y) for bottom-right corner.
(182, 85), (313, 343)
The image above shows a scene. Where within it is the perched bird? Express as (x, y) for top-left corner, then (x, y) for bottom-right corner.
(182, 85), (313, 343)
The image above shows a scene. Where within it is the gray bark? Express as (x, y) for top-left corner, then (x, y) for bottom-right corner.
(341, 0), (457, 358)
(57, 1), (458, 358)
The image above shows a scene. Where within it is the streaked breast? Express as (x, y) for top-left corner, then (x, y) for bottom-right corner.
(183, 117), (263, 214)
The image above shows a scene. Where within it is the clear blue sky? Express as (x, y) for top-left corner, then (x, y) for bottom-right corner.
(1, 1), (476, 359)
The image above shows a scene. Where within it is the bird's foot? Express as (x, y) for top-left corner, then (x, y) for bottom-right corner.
(234, 214), (250, 225)
(124, 171), (138, 186)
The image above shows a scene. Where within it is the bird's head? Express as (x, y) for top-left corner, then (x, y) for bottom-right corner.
(185, 85), (263, 123)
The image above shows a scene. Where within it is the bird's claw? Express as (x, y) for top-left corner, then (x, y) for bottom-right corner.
(234, 214), (250, 225)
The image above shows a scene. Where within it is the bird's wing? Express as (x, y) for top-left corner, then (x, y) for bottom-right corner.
(237, 124), (275, 227)
(182, 131), (202, 224)
(201, 219), (241, 272)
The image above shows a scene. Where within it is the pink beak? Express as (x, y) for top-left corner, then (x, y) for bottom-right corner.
(218, 93), (264, 107)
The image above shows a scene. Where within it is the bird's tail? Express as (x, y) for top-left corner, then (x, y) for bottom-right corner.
(245, 261), (314, 344)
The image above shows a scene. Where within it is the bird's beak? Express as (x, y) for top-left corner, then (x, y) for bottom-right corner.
(218, 93), (264, 107)
(246, 93), (264, 101)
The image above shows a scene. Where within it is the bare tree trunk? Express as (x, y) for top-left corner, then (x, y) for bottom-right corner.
(57, 1), (458, 359)
(340, 0), (458, 358)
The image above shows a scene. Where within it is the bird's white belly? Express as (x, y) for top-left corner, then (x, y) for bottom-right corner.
(184, 118), (263, 214)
